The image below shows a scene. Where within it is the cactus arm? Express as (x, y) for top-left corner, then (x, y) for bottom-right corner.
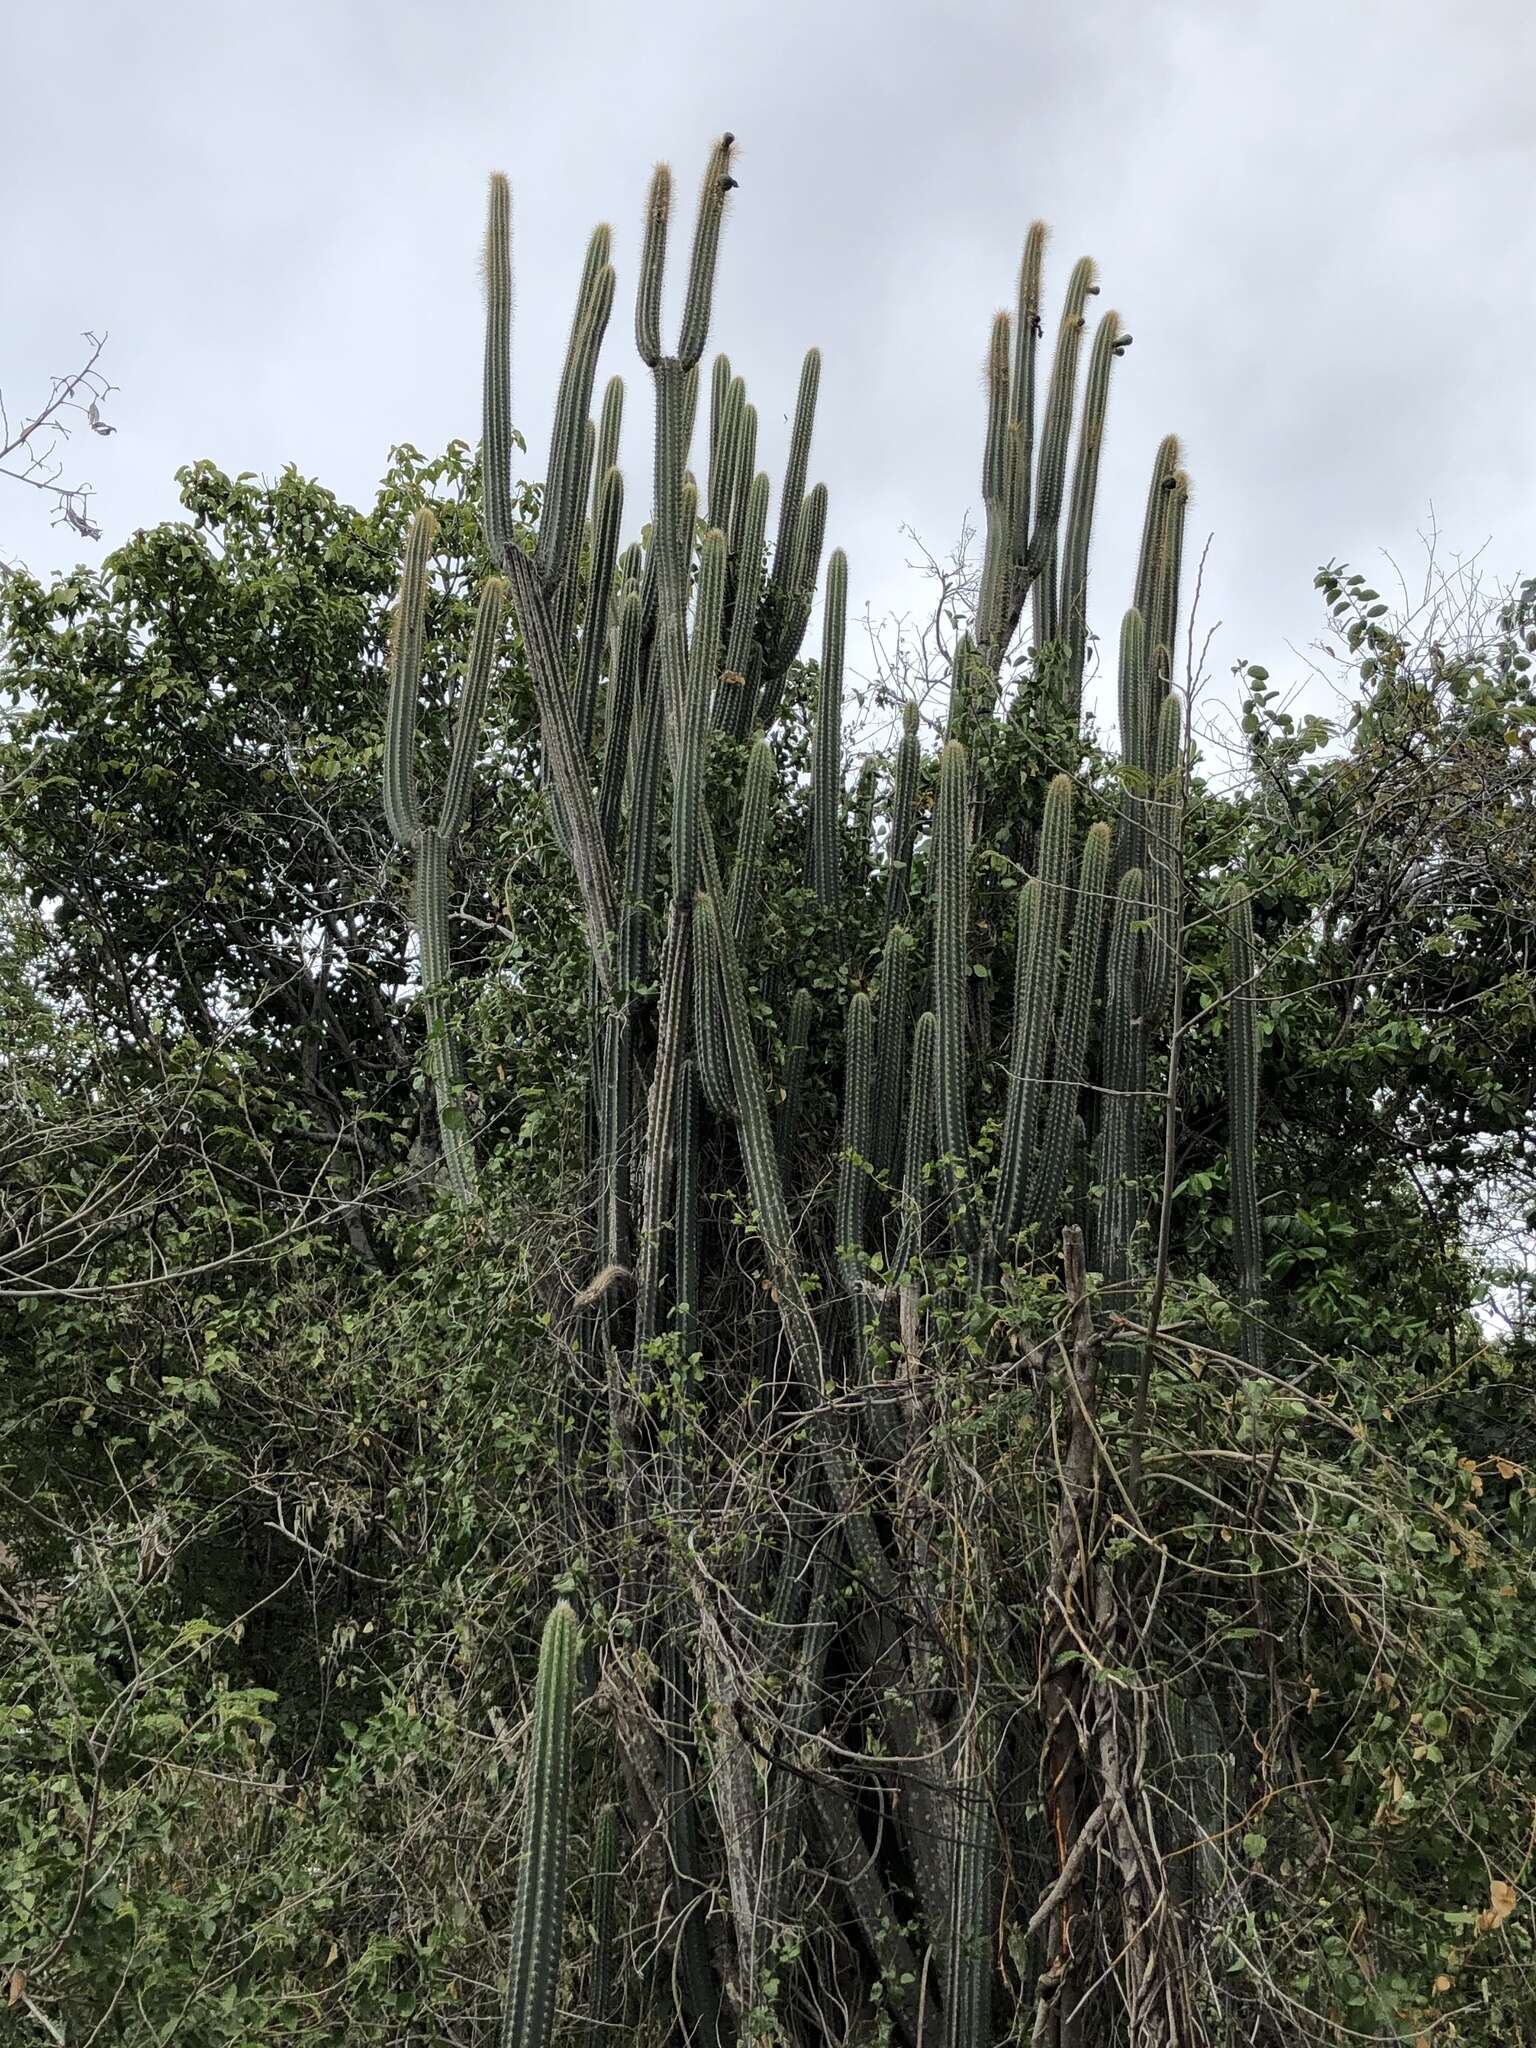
(498, 1601), (577, 2048)
(1133, 434), (1181, 625)
(721, 471), (770, 711)
(692, 889), (734, 1121)
(707, 372), (745, 534)
(1226, 882), (1265, 1369)
(674, 1061), (700, 1360)
(977, 310), (1013, 650)
(1149, 466), (1190, 692)
(1116, 605), (1149, 877)
(775, 986), (814, 1176)
(635, 164), (670, 369)
(892, 1008), (938, 1281)
(574, 463), (625, 752)
(633, 905), (693, 1362)
(587, 1806), (619, 2048)
(809, 546), (848, 912)
(677, 134), (738, 370)
(482, 181), (619, 995)
(596, 374), (624, 485)
(933, 739), (973, 1234)
(672, 527), (726, 905)
(503, 545), (620, 998)
(1058, 310), (1123, 718)
(990, 773), (1073, 1259)
(383, 506), (435, 849)
(1024, 254), (1097, 582)
(944, 1737), (995, 2048)
(535, 233), (615, 593)
(728, 732), (774, 953)
(836, 990), (875, 1295)
(1144, 687), (1186, 1028)
(598, 584), (643, 861)
(1007, 220), (1046, 566)
(706, 350), (732, 511)
(872, 922), (915, 1185)
(438, 576), (506, 842)
(770, 346), (822, 593)
(882, 699), (921, 937)
(415, 823), (478, 1207)
(1024, 820), (1112, 1231)
(1095, 866), (1145, 1289)
(482, 174), (516, 562)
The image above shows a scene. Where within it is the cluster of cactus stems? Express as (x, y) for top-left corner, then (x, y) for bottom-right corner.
(382, 134), (1268, 2047)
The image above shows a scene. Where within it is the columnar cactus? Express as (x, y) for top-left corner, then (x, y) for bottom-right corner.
(1226, 882), (1265, 1368)
(376, 128), (1256, 2044)
(383, 508), (505, 1205)
(499, 1600), (577, 2048)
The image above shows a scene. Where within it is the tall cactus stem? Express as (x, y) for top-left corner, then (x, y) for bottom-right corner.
(1024, 820), (1112, 1231)
(991, 772), (1073, 1257)
(883, 700), (922, 936)
(438, 575), (506, 842)
(677, 135), (738, 370)
(575, 464), (625, 750)
(873, 923), (915, 1184)
(383, 507), (435, 849)
(836, 990), (875, 1298)
(1226, 882), (1265, 1371)
(1058, 309), (1122, 718)
(729, 733), (774, 952)
(933, 740), (973, 1235)
(498, 1600), (577, 2048)
(587, 1806), (619, 2048)
(482, 176), (515, 562)
(810, 547), (848, 913)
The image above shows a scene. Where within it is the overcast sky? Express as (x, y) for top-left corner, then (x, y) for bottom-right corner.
(6, 0), (1534, 745)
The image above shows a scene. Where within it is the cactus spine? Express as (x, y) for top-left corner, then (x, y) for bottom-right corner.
(500, 1601), (577, 2048)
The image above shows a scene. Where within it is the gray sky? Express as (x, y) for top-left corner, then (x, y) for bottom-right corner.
(6, 0), (1535, 744)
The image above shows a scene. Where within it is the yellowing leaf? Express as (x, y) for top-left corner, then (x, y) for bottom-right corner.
(1476, 1878), (1517, 1933)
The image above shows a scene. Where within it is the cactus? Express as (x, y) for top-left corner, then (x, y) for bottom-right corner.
(692, 888), (732, 1120)
(892, 1009), (938, 1283)
(809, 547), (848, 913)
(933, 739), (973, 1234)
(883, 699), (922, 936)
(872, 922), (915, 1184)
(990, 772), (1072, 1258)
(1024, 820), (1113, 1234)
(500, 1601), (577, 2048)
(776, 985), (814, 1175)
(1226, 882), (1265, 1369)
(383, 511), (506, 1206)
(728, 733), (774, 950)
(945, 1730), (995, 2048)
(1096, 867), (1146, 1289)
(587, 1806), (619, 2048)
(384, 132), (1214, 2038)
(836, 989), (875, 1305)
